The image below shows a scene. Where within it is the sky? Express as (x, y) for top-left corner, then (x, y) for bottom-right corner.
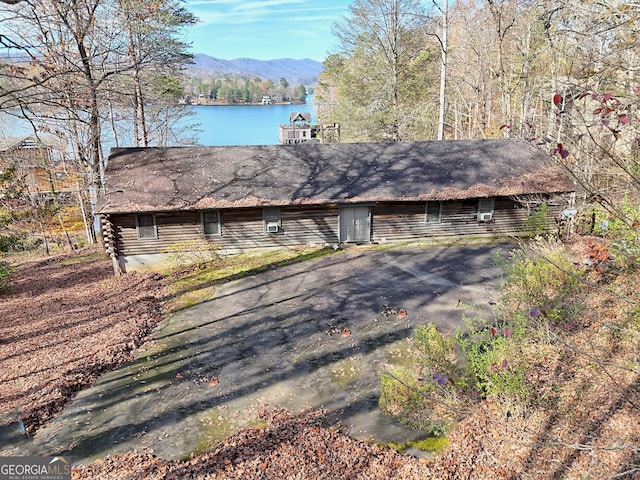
(183, 0), (352, 61)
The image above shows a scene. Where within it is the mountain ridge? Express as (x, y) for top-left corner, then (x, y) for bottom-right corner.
(188, 54), (323, 86)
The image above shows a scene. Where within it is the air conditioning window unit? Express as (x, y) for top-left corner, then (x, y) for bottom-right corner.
(266, 222), (280, 233)
(479, 212), (493, 222)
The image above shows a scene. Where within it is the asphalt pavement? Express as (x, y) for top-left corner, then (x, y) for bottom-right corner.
(9, 244), (511, 463)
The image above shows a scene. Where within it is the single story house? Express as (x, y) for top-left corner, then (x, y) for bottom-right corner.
(97, 139), (575, 272)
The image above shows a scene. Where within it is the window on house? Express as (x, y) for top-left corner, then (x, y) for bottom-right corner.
(425, 201), (442, 223)
(137, 214), (157, 239)
(263, 207), (281, 233)
(202, 210), (220, 236)
(477, 197), (495, 222)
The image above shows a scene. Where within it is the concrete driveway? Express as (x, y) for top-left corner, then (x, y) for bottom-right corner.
(19, 244), (510, 463)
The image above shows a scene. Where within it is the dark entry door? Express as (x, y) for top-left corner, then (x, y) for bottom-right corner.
(339, 206), (371, 242)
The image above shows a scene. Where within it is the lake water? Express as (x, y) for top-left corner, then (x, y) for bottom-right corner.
(191, 98), (317, 146)
(0, 95), (317, 147)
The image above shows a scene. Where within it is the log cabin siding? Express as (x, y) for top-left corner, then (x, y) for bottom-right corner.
(113, 212), (202, 255)
(371, 197), (563, 243)
(111, 205), (341, 256)
(108, 195), (566, 258)
(281, 205), (339, 245)
(216, 206), (339, 250)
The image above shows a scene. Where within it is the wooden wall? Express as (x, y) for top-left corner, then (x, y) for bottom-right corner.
(371, 197), (564, 243)
(107, 195), (567, 257)
(110, 205), (339, 256)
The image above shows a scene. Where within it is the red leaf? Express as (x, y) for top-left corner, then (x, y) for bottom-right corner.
(593, 107), (603, 115)
(499, 124), (507, 130)
(578, 91), (590, 100)
(490, 326), (497, 337)
(603, 92), (613, 102)
(553, 93), (562, 106)
(619, 115), (630, 125)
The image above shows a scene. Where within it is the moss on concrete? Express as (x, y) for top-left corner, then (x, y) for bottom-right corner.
(386, 436), (450, 454)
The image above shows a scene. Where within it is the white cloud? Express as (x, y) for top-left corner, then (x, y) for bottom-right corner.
(188, 1), (346, 27)
(184, 0), (349, 59)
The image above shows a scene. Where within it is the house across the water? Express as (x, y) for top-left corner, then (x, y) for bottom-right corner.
(278, 112), (314, 145)
(97, 139), (575, 272)
(0, 134), (78, 197)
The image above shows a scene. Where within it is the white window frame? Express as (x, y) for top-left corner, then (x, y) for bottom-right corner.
(136, 214), (157, 240)
(201, 210), (221, 236)
(425, 201), (442, 223)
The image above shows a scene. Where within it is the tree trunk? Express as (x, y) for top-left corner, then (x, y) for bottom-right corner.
(128, 26), (148, 147)
(437, 0), (448, 140)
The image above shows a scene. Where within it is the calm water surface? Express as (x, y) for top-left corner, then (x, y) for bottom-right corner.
(0, 96), (317, 147)
(192, 98), (317, 146)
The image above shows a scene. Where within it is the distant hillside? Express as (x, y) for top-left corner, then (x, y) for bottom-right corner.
(188, 54), (323, 86)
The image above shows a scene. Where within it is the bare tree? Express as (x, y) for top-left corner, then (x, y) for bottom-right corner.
(0, 0), (197, 243)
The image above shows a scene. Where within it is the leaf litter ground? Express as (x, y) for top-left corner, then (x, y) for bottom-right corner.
(1, 243), (639, 479)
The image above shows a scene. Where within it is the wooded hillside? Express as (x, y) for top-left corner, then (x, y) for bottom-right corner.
(317, 0), (639, 233)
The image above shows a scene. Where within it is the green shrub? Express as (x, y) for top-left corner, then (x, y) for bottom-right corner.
(525, 203), (552, 237)
(0, 229), (45, 253)
(0, 260), (13, 292)
(380, 241), (589, 430)
(380, 324), (474, 434)
(505, 241), (581, 305)
(502, 240), (586, 338)
(413, 323), (460, 380)
(456, 318), (534, 414)
(163, 239), (220, 271)
(379, 367), (450, 435)
(596, 203), (640, 272)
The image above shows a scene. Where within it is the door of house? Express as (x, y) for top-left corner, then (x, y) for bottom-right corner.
(339, 206), (371, 243)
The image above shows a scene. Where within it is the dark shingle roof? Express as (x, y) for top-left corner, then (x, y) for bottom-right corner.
(97, 139), (574, 214)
